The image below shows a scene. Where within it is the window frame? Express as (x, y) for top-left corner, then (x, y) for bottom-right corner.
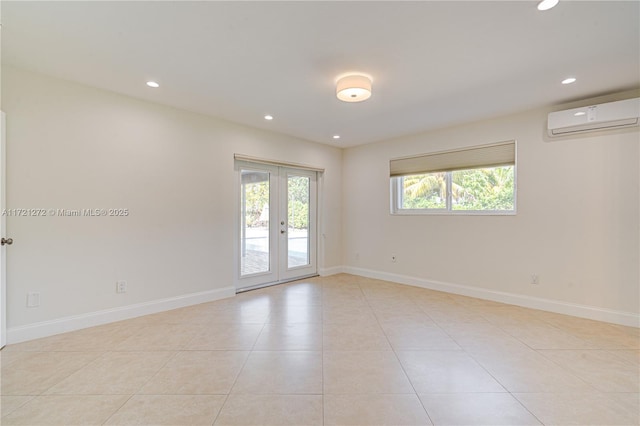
(390, 142), (517, 216)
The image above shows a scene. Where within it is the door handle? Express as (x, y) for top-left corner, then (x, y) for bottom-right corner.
(281, 230), (286, 234)
(1, 237), (13, 246)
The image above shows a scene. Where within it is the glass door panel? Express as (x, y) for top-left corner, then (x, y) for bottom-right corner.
(279, 168), (317, 282)
(287, 175), (310, 268)
(240, 170), (271, 276)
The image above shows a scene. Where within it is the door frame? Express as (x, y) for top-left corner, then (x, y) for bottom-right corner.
(234, 158), (321, 292)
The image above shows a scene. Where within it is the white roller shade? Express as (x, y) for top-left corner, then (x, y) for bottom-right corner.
(390, 140), (516, 177)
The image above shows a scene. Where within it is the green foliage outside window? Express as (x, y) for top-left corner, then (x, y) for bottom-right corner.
(400, 166), (514, 211)
(241, 175), (310, 229)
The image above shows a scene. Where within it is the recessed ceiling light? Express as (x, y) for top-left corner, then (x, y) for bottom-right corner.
(562, 77), (576, 85)
(146, 81), (160, 88)
(574, 111), (586, 116)
(537, 0), (559, 11)
(333, 135), (341, 140)
(264, 115), (274, 120)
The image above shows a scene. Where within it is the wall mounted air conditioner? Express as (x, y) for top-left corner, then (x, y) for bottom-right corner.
(547, 97), (640, 137)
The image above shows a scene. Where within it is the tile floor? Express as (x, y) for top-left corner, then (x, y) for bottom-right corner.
(1, 274), (638, 425)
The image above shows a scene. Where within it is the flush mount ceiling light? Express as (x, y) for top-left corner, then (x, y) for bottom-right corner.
(264, 115), (274, 120)
(562, 77), (577, 85)
(336, 74), (372, 103)
(146, 81), (160, 88)
(537, 0), (559, 11)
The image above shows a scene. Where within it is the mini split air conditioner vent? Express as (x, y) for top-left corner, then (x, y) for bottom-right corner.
(547, 97), (640, 137)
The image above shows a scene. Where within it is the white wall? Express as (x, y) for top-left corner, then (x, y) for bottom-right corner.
(2, 66), (342, 340)
(2, 64), (637, 340)
(342, 92), (639, 325)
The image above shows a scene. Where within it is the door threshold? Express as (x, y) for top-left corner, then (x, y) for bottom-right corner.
(236, 273), (319, 294)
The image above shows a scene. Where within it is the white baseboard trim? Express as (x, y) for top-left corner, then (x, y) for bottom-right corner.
(7, 286), (235, 344)
(343, 266), (639, 328)
(319, 266), (344, 276)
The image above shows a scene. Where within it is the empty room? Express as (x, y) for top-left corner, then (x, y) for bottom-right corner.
(0, 1), (638, 425)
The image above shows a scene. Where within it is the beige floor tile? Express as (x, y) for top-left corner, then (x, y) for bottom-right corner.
(138, 351), (249, 395)
(543, 318), (639, 349)
(323, 351), (414, 394)
(104, 394), (225, 426)
(1, 351), (102, 395)
(232, 351), (322, 394)
(214, 394), (322, 425)
(3, 275), (637, 425)
(324, 394), (432, 425)
(324, 282), (367, 298)
(267, 305), (322, 324)
(367, 297), (425, 317)
(397, 351), (505, 393)
(272, 283), (323, 307)
(437, 321), (510, 340)
(114, 323), (204, 351)
(500, 323), (599, 350)
(185, 323), (263, 350)
(381, 322), (461, 351)
(374, 311), (435, 325)
(1, 338), (50, 352)
(540, 349), (640, 392)
(424, 307), (489, 324)
(38, 323), (140, 351)
(449, 294), (505, 308)
(205, 303), (271, 324)
(608, 349), (640, 366)
(361, 286), (416, 300)
(454, 333), (536, 358)
(419, 393), (541, 425)
(323, 322), (391, 350)
(322, 305), (377, 325)
(254, 323), (322, 350)
(478, 306), (548, 328)
(0, 396), (34, 417)
(322, 294), (369, 310)
(1, 395), (128, 425)
(514, 392), (639, 426)
(0, 324), (129, 353)
(471, 350), (595, 393)
(45, 351), (174, 395)
(0, 350), (39, 368)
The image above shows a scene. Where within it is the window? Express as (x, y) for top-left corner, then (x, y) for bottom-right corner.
(390, 141), (516, 214)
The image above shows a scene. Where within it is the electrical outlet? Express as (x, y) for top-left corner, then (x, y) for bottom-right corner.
(116, 280), (127, 293)
(27, 292), (40, 307)
(531, 274), (539, 285)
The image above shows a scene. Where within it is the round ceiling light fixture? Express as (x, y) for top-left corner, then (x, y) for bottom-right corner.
(537, 0), (559, 11)
(336, 74), (372, 103)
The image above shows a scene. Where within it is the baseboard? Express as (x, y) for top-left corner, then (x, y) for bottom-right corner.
(319, 265), (344, 276)
(343, 266), (639, 328)
(7, 286), (236, 344)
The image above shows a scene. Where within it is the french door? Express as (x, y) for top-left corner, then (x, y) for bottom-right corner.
(236, 161), (317, 291)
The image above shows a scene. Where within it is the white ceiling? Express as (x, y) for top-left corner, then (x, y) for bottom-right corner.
(2, 1), (639, 147)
